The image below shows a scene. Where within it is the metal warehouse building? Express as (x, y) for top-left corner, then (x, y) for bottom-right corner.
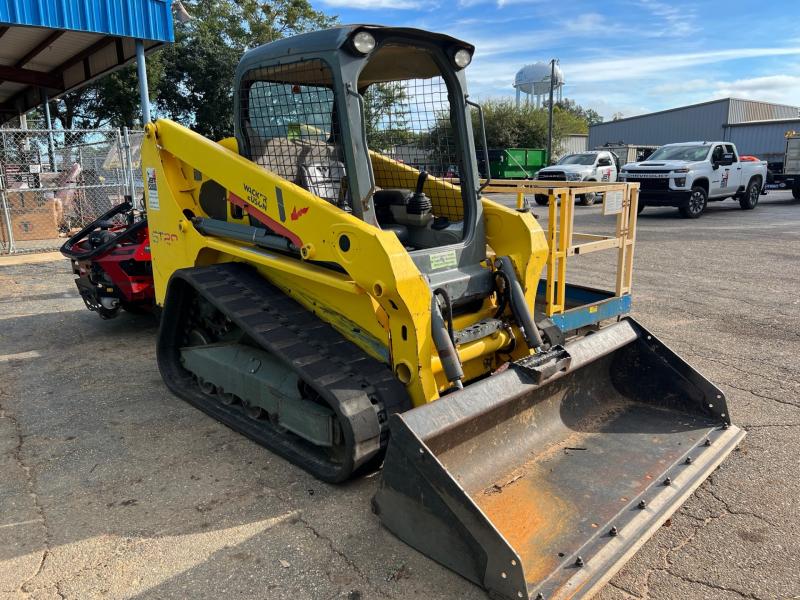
(589, 98), (800, 163)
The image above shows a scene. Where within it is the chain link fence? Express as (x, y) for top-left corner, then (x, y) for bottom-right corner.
(0, 127), (143, 254)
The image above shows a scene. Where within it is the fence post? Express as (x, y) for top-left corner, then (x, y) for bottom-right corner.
(122, 127), (137, 209)
(0, 173), (15, 254)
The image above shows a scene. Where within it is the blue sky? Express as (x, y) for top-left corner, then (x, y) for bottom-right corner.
(311, 0), (800, 119)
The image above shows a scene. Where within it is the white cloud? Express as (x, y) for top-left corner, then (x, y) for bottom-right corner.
(709, 75), (800, 107)
(458, 0), (543, 6)
(649, 78), (711, 95)
(569, 47), (800, 82)
(319, 0), (423, 8)
(634, 0), (698, 37)
(562, 13), (607, 33)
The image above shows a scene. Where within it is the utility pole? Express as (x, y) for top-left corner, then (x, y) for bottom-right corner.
(546, 58), (557, 166)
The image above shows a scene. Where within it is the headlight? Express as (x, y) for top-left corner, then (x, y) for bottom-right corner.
(567, 173), (583, 181)
(672, 168), (689, 174)
(453, 48), (472, 69)
(351, 31), (376, 55)
(674, 178), (686, 187)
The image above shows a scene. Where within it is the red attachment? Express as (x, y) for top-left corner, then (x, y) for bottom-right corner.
(68, 220), (155, 317)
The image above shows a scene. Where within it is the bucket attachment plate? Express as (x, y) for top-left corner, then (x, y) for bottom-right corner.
(374, 318), (744, 600)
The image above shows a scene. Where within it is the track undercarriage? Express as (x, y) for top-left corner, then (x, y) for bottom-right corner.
(157, 263), (409, 482)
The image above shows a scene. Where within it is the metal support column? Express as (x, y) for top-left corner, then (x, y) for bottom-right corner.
(42, 89), (56, 170)
(0, 172), (14, 254)
(546, 59), (556, 167)
(122, 127), (138, 208)
(135, 40), (151, 124)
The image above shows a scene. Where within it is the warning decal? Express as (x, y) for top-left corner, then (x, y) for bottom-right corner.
(146, 167), (159, 211)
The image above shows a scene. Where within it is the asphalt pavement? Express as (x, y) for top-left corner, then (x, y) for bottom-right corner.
(1, 191), (798, 600)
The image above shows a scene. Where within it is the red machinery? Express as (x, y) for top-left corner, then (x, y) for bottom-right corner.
(60, 201), (154, 319)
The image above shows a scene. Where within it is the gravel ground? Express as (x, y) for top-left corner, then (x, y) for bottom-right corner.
(0, 190), (798, 600)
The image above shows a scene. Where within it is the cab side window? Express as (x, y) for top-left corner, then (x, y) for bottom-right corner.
(724, 144), (738, 161)
(712, 145), (725, 163)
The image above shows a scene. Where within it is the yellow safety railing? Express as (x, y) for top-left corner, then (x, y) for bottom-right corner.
(481, 180), (640, 317)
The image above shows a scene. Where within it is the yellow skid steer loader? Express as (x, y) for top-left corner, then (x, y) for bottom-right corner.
(141, 25), (744, 600)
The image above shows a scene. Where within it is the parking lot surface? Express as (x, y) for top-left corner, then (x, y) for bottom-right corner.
(1, 191), (798, 599)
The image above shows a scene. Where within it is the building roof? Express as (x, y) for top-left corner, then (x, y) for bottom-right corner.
(594, 97), (799, 127)
(724, 117), (800, 127)
(0, 0), (174, 120)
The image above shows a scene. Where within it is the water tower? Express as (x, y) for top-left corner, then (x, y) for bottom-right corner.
(514, 61), (564, 108)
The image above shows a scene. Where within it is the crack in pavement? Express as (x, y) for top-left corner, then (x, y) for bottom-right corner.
(637, 484), (774, 600)
(722, 382), (800, 409)
(294, 515), (395, 600)
(674, 347), (800, 386)
(663, 571), (765, 600)
(742, 423), (800, 429)
(607, 580), (642, 598)
(1, 408), (46, 585)
(703, 487), (777, 528)
(1, 389), (64, 600)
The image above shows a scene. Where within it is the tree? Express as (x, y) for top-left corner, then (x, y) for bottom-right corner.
(465, 99), (588, 149)
(363, 82), (419, 150)
(49, 0), (333, 135)
(554, 98), (604, 127)
(156, 0), (335, 140)
(50, 60), (165, 129)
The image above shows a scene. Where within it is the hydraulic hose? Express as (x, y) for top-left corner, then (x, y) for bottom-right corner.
(431, 295), (464, 389)
(496, 256), (544, 351)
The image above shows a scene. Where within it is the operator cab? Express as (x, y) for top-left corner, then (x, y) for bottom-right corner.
(357, 37), (471, 250)
(235, 26), (480, 254)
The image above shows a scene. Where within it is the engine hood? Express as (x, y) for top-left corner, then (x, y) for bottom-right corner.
(624, 160), (702, 171)
(540, 164), (593, 174)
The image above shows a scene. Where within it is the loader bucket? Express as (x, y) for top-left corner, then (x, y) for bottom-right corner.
(374, 318), (744, 600)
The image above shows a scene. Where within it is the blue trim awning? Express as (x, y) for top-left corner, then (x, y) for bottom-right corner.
(0, 0), (174, 43)
(0, 0), (174, 120)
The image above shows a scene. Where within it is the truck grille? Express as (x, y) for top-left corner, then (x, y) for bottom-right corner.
(639, 178), (670, 191)
(621, 169), (671, 191)
(537, 171), (566, 181)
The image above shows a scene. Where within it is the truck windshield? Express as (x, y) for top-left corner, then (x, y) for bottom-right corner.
(648, 146), (710, 161)
(558, 154), (596, 165)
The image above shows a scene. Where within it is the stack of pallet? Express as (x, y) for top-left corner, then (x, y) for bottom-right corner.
(0, 188), (60, 243)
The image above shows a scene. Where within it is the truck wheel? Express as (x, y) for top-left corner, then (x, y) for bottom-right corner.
(534, 194), (549, 206)
(739, 178), (760, 210)
(579, 192), (596, 206)
(793, 185), (800, 200)
(679, 187), (707, 218)
(637, 202), (645, 215)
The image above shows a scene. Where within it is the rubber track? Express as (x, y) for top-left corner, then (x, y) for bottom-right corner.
(157, 262), (410, 482)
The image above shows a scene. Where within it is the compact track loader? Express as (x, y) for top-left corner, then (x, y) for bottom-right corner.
(141, 25), (744, 599)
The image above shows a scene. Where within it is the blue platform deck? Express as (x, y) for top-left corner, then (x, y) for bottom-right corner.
(536, 280), (631, 333)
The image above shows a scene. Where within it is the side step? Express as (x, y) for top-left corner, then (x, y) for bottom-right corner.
(374, 318), (745, 600)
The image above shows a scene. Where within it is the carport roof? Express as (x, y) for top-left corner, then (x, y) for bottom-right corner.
(0, 0), (174, 121)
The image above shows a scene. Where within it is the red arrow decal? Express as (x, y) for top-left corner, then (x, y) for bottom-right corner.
(291, 206), (309, 221)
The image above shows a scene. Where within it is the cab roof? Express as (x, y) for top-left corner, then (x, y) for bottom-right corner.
(662, 141), (715, 147)
(238, 25), (473, 68)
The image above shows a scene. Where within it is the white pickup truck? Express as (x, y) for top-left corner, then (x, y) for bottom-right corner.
(618, 141), (766, 218)
(535, 150), (619, 206)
